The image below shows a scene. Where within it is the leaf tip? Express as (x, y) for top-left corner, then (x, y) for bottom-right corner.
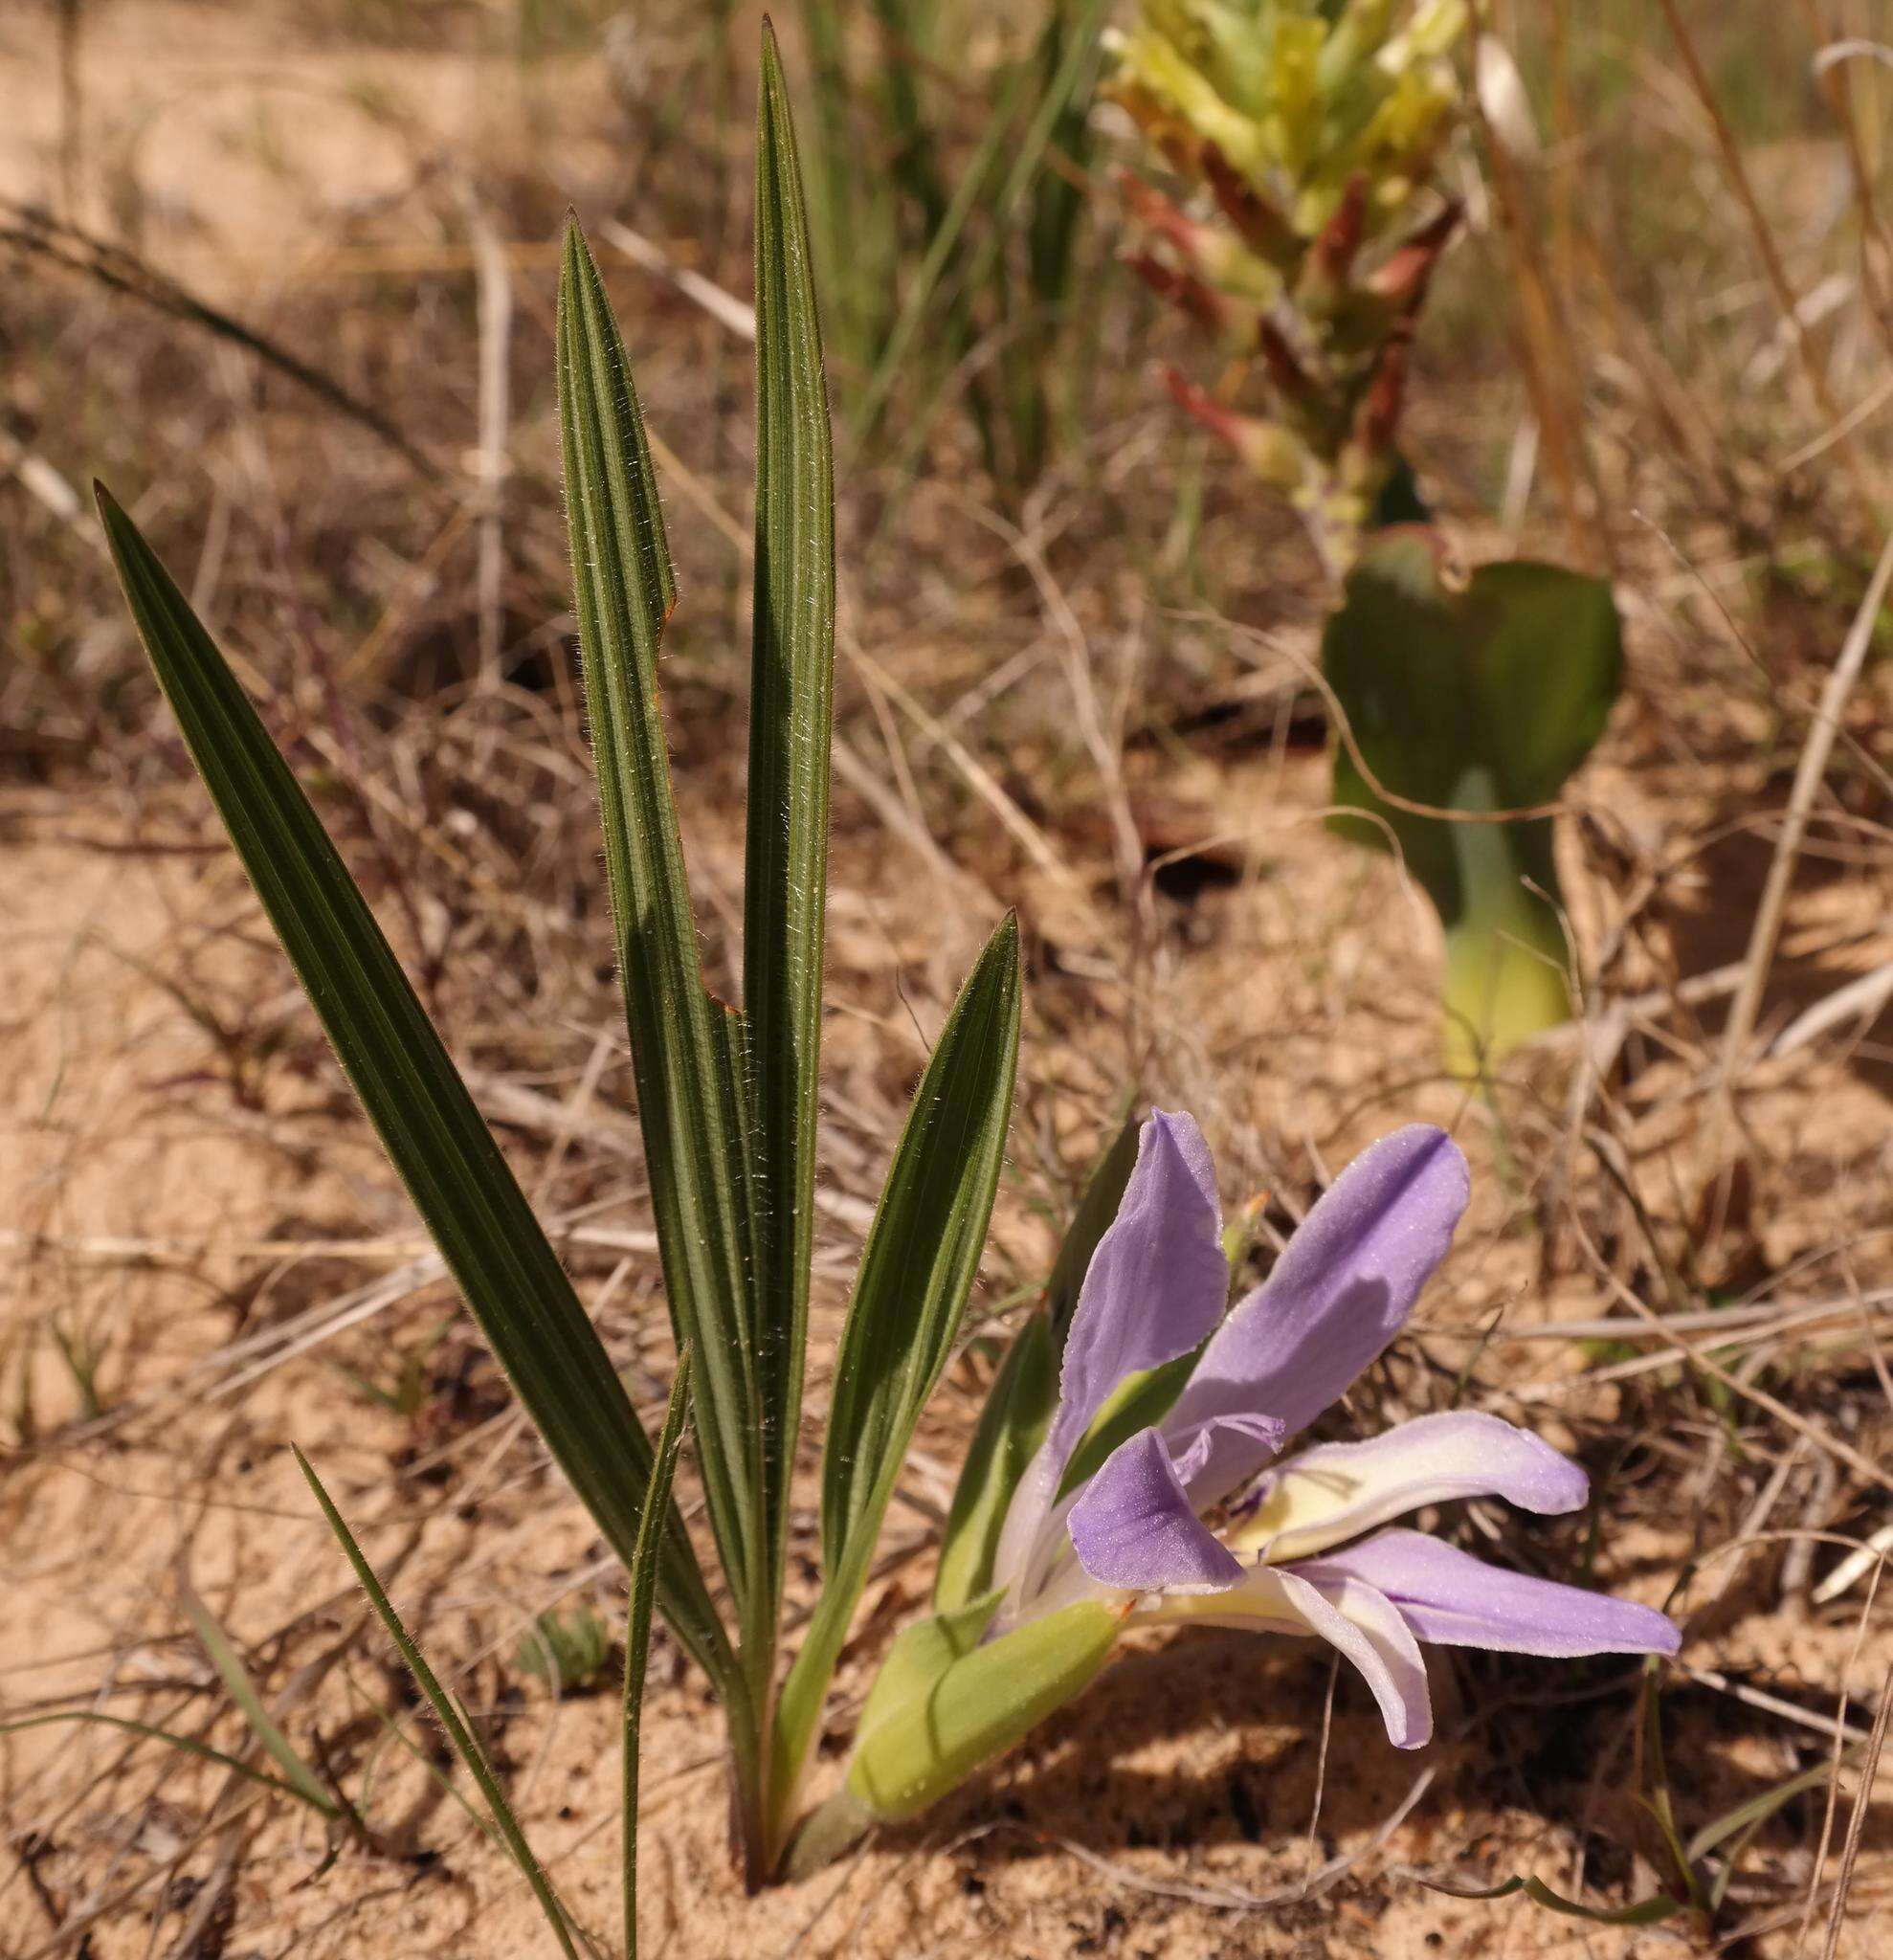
(758, 14), (787, 104)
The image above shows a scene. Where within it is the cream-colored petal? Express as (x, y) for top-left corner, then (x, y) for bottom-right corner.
(1225, 1412), (1588, 1564)
(1139, 1562), (1433, 1748)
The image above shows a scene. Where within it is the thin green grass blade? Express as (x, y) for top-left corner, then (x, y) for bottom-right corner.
(623, 1348), (692, 1960)
(341, 1668), (496, 1838)
(872, 0), (1111, 484)
(178, 1583), (339, 1820)
(0, 1711), (336, 1813)
(557, 222), (766, 1652)
(747, 19), (836, 1645)
(768, 913), (1022, 1843)
(1417, 1871), (1687, 1926)
(295, 1447), (581, 1960)
(850, 58), (1031, 446)
(96, 491), (732, 1702)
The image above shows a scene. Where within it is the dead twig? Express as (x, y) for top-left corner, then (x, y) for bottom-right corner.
(1718, 532), (1893, 1092)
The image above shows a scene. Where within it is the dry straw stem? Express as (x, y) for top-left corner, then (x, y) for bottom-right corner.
(1792, 0), (1893, 363)
(1465, 3), (1613, 570)
(1717, 529), (1893, 1093)
(1654, 0), (1882, 530)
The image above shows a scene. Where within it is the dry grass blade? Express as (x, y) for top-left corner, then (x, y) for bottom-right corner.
(1719, 531), (1893, 1089)
(1819, 1661), (1893, 1960)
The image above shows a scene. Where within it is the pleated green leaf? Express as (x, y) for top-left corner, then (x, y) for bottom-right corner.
(746, 23), (835, 1630)
(820, 912), (1021, 1570)
(97, 491), (732, 1701)
(768, 912), (1022, 1845)
(623, 1349), (693, 1960)
(557, 222), (767, 1658)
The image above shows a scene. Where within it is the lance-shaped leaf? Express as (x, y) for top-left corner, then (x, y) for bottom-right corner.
(97, 491), (733, 1699)
(746, 24), (835, 1626)
(768, 913), (1022, 1841)
(558, 221), (766, 1644)
(1323, 529), (1622, 1070)
(933, 1113), (1138, 1613)
(819, 913), (1022, 1585)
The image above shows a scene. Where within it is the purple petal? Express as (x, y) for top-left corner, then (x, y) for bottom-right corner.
(1168, 1411), (1286, 1497)
(1230, 1412), (1588, 1563)
(1068, 1428), (1244, 1594)
(1145, 1563), (1433, 1748)
(1301, 1528), (1681, 1659)
(1162, 1126), (1469, 1503)
(1046, 1109), (1229, 1475)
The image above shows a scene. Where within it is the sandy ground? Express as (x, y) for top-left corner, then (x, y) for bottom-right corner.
(7, 2), (1893, 1957)
(7, 744), (1891, 1957)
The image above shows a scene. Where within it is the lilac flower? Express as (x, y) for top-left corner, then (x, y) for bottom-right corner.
(990, 1112), (1679, 1748)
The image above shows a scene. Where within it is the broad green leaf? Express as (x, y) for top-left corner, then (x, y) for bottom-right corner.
(767, 914), (1022, 1847)
(178, 1582), (340, 1821)
(295, 1448), (578, 1959)
(933, 1313), (1057, 1613)
(1323, 529), (1622, 1069)
(746, 24), (835, 1635)
(97, 492), (732, 1700)
(846, 1599), (1119, 1821)
(624, 1350), (692, 1960)
(558, 222), (766, 1656)
(933, 1113), (1137, 1612)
